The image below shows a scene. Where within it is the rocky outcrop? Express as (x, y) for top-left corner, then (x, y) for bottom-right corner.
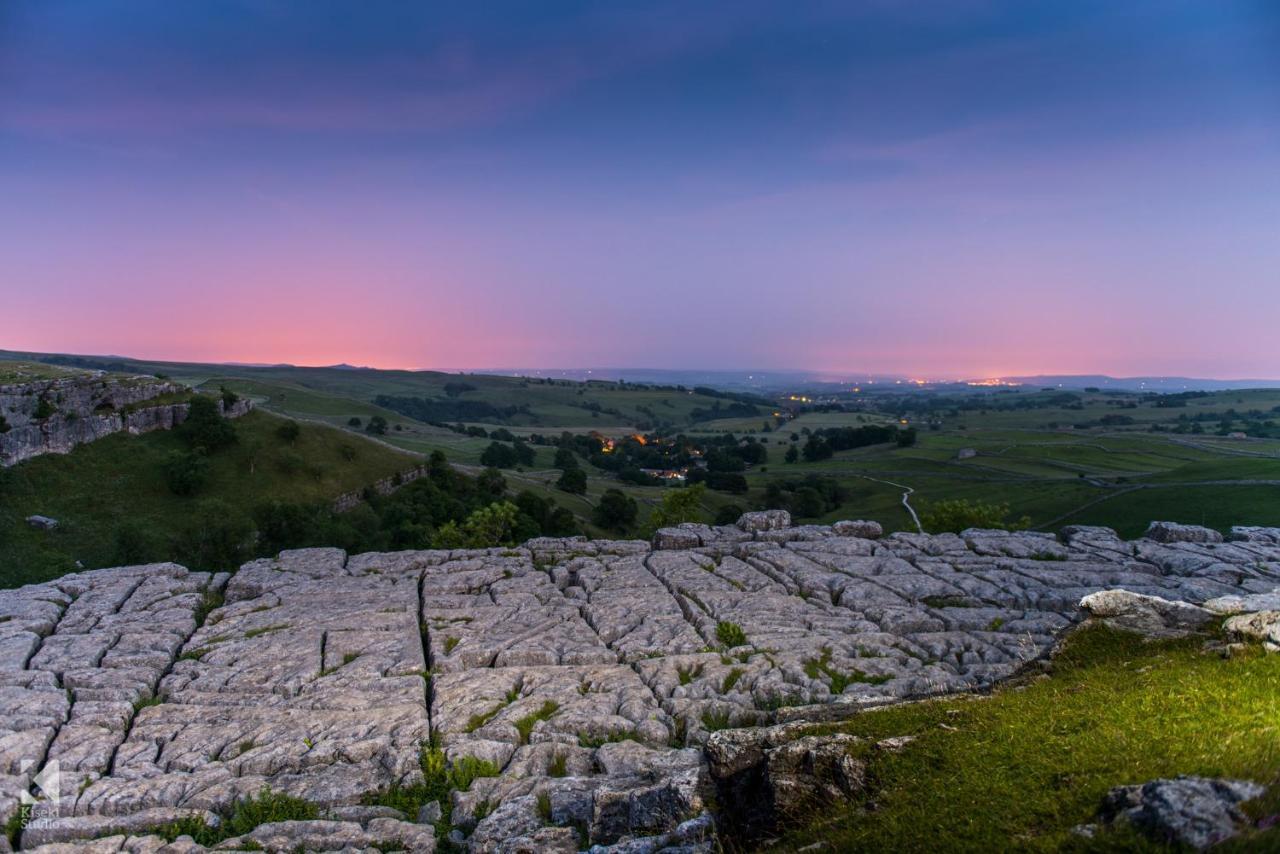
(2, 520), (1278, 850)
(1078, 589), (1217, 638)
(1144, 521), (1225, 545)
(0, 374), (251, 467)
(1094, 776), (1265, 849)
(705, 722), (867, 839)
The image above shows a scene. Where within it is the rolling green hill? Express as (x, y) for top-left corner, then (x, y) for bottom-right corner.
(0, 409), (419, 587)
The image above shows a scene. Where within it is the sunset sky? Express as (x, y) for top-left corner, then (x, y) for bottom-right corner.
(2, 1), (1279, 378)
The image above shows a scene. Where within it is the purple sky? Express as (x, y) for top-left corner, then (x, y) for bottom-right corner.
(2, 1), (1278, 378)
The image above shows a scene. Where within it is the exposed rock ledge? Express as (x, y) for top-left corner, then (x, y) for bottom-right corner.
(0, 376), (252, 467)
(1, 517), (1277, 851)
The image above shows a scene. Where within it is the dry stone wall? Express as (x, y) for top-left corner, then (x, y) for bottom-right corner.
(1, 517), (1278, 851)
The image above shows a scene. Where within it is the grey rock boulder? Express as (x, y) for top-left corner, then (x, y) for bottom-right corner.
(1079, 590), (1216, 637)
(736, 510), (791, 533)
(1204, 591), (1280, 615)
(25, 515), (59, 531)
(831, 520), (883, 539)
(1144, 522), (1224, 545)
(1098, 776), (1265, 849)
(1222, 610), (1280, 649)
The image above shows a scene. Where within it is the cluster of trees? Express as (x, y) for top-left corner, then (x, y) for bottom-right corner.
(763, 476), (844, 519)
(137, 451), (581, 571)
(163, 396), (239, 497)
(790, 424), (915, 462)
(553, 442), (588, 494)
(373, 394), (531, 425)
(479, 439), (536, 468)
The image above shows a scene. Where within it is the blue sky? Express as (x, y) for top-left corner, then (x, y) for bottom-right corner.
(2, 1), (1278, 376)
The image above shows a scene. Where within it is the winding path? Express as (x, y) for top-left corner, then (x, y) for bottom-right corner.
(858, 474), (923, 533)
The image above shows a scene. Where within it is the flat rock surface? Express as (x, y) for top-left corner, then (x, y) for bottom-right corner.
(3, 522), (1278, 851)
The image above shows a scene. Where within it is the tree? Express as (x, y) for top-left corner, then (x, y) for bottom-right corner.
(648, 484), (707, 529)
(276, 419), (302, 444)
(706, 472), (748, 494)
(918, 499), (1029, 534)
(593, 489), (638, 531)
(444, 382), (477, 398)
(33, 397), (56, 420)
(181, 396), (237, 452)
(347, 416), (362, 427)
(618, 467), (657, 486)
(784, 445), (799, 464)
(433, 501), (521, 549)
(480, 442), (518, 468)
(895, 427), (918, 448)
(172, 499), (253, 571)
(366, 415), (388, 435)
(220, 386), (239, 408)
(801, 436), (832, 462)
(557, 467), (588, 494)
(477, 467), (507, 500)
(164, 450), (209, 496)
(554, 446), (579, 470)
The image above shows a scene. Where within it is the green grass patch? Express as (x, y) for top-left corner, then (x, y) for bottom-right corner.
(514, 700), (560, 744)
(803, 647), (891, 694)
(716, 620), (748, 648)
(578, 728), (640, 748)
(156, 788), (317, 847)
(361, 742), (497, 843)
(776, 624), (1280, 852)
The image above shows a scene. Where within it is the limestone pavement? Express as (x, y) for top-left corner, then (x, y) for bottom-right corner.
(2, 514), (1279, 852)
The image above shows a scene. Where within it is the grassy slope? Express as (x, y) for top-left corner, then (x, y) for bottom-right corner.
(774, 625), (1280, 853)
(0, 410), (417, 587)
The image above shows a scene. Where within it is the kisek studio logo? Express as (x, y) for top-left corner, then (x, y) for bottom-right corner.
(18, 760), (61, 827)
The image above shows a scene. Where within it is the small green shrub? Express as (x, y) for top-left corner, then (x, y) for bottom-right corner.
(716, 621), (748, 648)
(701, 709), (734, 731)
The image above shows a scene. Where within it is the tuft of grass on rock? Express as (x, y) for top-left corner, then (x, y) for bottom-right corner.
(514, 700), (560, 745)
(677, 662), (705, 686)
(776, 624), (1280, 852)
(156, 788), (317, 847)
(722, 667), (745, 693)
(700, 708), (734, 732)
(803, 647), (890, 694)
(716, 621), (748, 648)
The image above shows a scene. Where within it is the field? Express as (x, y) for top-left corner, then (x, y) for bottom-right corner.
(4, 349), (1280, 547)
(737, 426), (1280, 538)
(0, 410), (417, 587)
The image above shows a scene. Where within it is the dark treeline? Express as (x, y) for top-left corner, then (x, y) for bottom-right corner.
(799, 424), (915, 461)
(115, 449), (579, 573)
(374, 394), (532, 424)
